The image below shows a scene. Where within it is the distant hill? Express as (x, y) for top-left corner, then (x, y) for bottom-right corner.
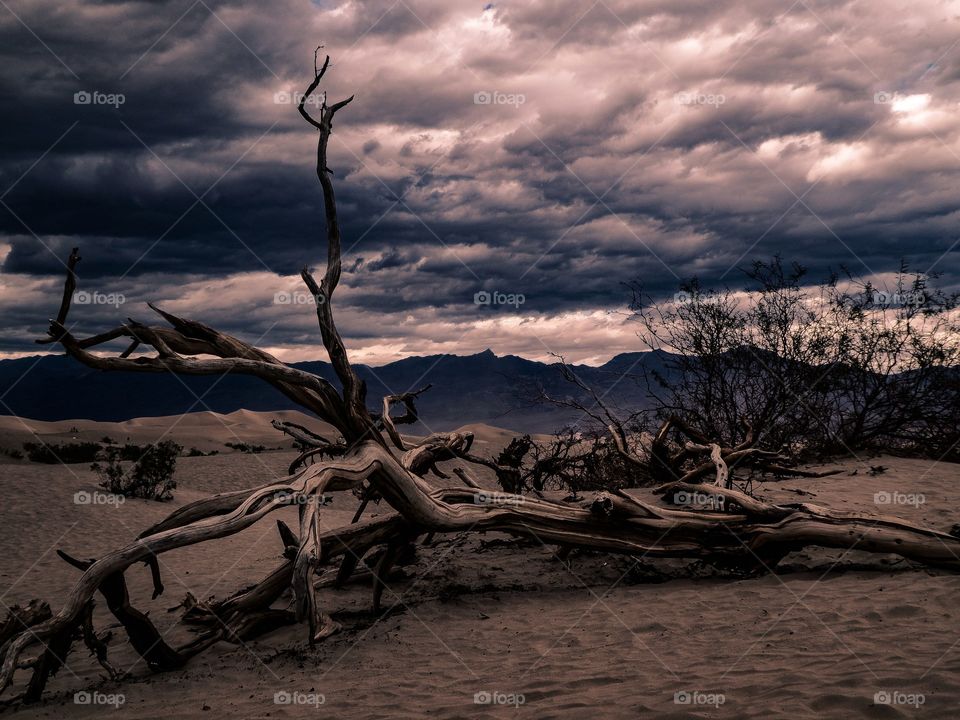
(0, 350), (675, 434)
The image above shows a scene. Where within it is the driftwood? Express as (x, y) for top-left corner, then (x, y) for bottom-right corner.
(0, 601), (51, 651)
(4, 53), (960, 703)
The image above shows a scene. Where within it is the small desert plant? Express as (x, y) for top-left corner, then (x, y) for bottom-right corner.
(23, 441), (103, 464)
(91, 440), (182, 501)
(110, 443), (152, 460)
(225, 442), (265, 454)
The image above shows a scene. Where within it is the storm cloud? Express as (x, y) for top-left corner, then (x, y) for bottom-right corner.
(1, 0), (958, 363)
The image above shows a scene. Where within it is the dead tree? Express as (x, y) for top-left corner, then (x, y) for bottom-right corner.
(3, 54), (960, 703)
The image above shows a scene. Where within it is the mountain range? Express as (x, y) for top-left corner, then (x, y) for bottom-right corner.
(0, 350), (674, 434)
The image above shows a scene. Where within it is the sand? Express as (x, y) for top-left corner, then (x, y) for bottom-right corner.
(0, 409), (337, 456)
(0, 412), (958, 718)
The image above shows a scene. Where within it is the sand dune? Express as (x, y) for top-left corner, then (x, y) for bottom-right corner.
(0, 409), (337, 455)
(0, 414), (958, 718)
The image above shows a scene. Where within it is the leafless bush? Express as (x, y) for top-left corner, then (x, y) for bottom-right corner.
(631, 258), (960, 460)
(520, 428), (647, 495)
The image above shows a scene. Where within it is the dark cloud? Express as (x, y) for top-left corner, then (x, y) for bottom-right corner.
(1, 0), (959, 364)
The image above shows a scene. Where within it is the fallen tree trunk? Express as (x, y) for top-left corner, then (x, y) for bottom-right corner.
(7, 438), (960, 697)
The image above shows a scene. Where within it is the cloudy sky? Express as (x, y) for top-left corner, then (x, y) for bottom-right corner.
(0, 0), (958, 365)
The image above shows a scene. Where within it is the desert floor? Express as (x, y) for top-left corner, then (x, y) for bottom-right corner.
(0, 412), (958, 718)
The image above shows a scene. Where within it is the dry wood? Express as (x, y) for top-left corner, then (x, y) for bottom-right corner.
(4, 53), (959, 703)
